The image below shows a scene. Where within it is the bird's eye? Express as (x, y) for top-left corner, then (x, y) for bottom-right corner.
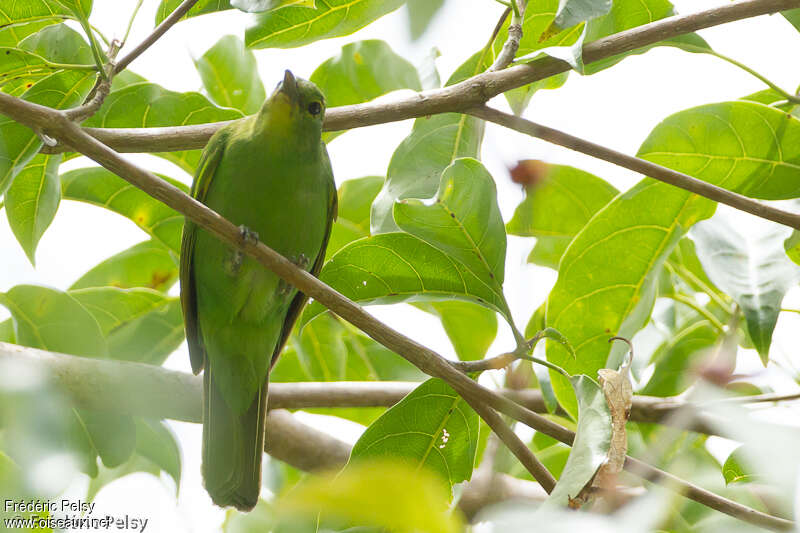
(308, 101), (322, 116)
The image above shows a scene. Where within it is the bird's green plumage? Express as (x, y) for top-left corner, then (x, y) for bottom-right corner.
(180, 71), (336, 511)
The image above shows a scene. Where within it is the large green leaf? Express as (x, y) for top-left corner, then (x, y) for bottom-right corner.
(302, 233), (510, 325)
(70, 287), (183, 365)
(4, 153), (61, 264)
(350, 378), (478, 492)
(0, 284), (107, 358)
(133, 418), (181, 489)
(327, 175), (383, 258)
(18, 22), (94, 64)
(0, 47), (90, 96)
(582, 0), (711, 75)
(506, 162), (618, 269)
(155, 0), (233, 24)
(722, 446), (757, 485)
(691, 214), (800, 364)
(395, 158), (506, 286)
(274, 314), (424, 382)
(0, 1), (75, 25)
(311, 40), (420, 142)
(371, 52), (488, 233)
(405, 0), (445, 40)
(640, 316), (717, 397)
(61, 167), (187, 253)
(246, 0), (405, 49)
(0, 20), (59, 47)
(543, 375), (611, 507)
(554, 0), (611, 29)
(70, 239), (179, 292)
(414, 301), (498, 362)
(782, 9), (800, 33)
(0, 68), (95, 196)
(0, 285), (138, 473)
(278, 460), (461, 533)
(83, 82), (242, 173)
(546, 101), (800, 417)
(195, 35), (265, 115)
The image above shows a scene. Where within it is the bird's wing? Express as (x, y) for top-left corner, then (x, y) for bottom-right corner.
(270, 156), (338, 368)
(180, 127), (231, 375)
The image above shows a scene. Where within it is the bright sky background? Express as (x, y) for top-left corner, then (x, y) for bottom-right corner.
(2, 1), (800, 531)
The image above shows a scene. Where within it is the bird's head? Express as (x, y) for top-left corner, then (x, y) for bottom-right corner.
(262, 70), (326, 142)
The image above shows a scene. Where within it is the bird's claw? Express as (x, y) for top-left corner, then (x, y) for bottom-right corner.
(278, 253), (311, 295)
(238, 225), (259, 246)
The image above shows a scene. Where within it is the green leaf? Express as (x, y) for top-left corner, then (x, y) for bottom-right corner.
(546, 102), (800, 418)
(77, 410), (136, 468)
(583, 0), (711, 75)
(311, 40), (421, 142)
(414, 301), (498, 362)
(506, 162), (618, 269)
(246, 0), (405, 49)
(57, 0), (93, 20)
(785, 230), (800, 266)
(133, 418), (181, 489)
(110, 69), (147, 91)
(371, 52), (489, 233)
(195, 35), (265, 115)
(4, 153), (61, 264)
(0, 1), (75, 25)
(782, 9), (800, 33)
(70, 239), (179, 292)
(278, 460), (461, 533)
(327, 175), (383, 258)
(0, 20), (60, 47)
(0, 318), (15, 342)
(350, 379), (479, 492)
(554, 0), (611, 29)
(69, 287), (173, 336)
(0, 47), (90, 96)
(274, 314), (423, 383)
(640, 317), (717, 397)
(691, 214), (799, 364)
(83, 82), (242, 173)
(544, 375), (611, 507)
(61, 167), (187, 253)
(233, 0), (315, 13)
(0, 284), (107, 357)
(395, 158), (506, 288)
(722, 446), (756, 485)
(70, 287), (183, 365)
(155, 0), (233, 25)
(302, 233), (510, 326)
(18, 22), (94, 64)
(224, 501), (275, 533)
(0, 68), (95, 197)
(405, 0), (445, 40)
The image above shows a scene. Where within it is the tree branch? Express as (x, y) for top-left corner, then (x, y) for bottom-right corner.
(0, 92), (791, 530)
(114, 0), (201, 74)
(468, 105), (800, 230)
(38, 0), (799, 155)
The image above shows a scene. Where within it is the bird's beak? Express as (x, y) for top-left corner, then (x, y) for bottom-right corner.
(277, 69), (299, 104)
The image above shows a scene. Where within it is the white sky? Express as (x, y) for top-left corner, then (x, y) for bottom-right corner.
(2, 1), (800, 531)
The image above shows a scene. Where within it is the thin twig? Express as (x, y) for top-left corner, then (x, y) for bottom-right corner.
(36, 0), (800, 154)
(122, 0), (145, 48)
(490, 0), (525, 71)
(468, 105), (800, 231)
(114, 0), (201, 74)
(64, 40), (121, 124)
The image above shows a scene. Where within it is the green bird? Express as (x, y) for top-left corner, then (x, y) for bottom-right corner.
(180, 70), (336, 511)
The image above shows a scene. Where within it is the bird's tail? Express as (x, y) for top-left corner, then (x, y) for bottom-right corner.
(202, 360), (268, 511)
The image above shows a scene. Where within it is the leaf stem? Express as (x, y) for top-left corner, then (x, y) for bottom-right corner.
(679, 44), (800, 105)
(122, 0), (145, 48)
(667, 293), (727, 333)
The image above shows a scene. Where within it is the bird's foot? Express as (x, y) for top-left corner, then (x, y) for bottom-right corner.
(225, 226), (260, 276)
(278, 253), (311, 295)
